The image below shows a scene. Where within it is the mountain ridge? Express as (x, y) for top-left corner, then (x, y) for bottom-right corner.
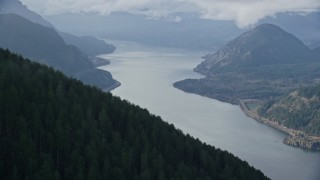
(0, 0), (115, 56)
(0, 13), (119, 90)
(195, 23), (316, 76)
(0, 0), (53, 27)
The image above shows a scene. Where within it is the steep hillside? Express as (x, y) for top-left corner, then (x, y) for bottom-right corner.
(255, 85), (320, 150)
(175, 24), (320, 104)
(0, 14), (118, 90)
(258, 85), (320, 136)
(0, 48), (269, 180)
(0, 0), (115, 56)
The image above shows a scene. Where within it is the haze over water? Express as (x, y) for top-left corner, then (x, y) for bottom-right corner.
(100, 40), (320, 180)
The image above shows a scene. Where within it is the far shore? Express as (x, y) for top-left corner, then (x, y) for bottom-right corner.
(239, 99), (295, 136)
(239, 99), (320, 151)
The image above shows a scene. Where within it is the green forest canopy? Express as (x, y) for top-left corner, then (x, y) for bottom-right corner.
(0, 49), (268, 180)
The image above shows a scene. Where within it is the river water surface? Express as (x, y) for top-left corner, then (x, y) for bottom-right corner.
(100, 41), (320, 180)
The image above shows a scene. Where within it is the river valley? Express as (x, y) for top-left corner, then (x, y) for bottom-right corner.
(100, 40), (320, 180)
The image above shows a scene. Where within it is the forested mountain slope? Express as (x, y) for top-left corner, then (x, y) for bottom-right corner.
(0, 49), (268, 180)
(255, 85), (320, 149)
(175, 24), (320, 104)
(258, 85), (320, 136)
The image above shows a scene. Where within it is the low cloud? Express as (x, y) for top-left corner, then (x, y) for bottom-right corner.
(21, 0), (320, 27)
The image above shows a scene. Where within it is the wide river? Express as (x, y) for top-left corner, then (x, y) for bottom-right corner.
(100, 41), (320, 180)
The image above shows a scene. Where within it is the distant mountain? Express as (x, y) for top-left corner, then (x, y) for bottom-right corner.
(0, 0), (115, 56)
(59, 32), (116, 56)
(0, 0), (53, 27)
(174, 24), (320, 104)
(0, 14), (118, 90)
(46, 11), (320, 50)
(0, 48), (269, 180)
(47, 12), (243, 50)
(195, 23), (316, 75)
(259, 12), (320, 49)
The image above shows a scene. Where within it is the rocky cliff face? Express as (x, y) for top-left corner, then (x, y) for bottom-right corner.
(284, 135), (320, 150)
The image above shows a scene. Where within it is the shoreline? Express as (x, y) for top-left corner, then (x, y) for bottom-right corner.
(239, 100), (294, 136)
(174, 85), (320, 151)
(239, 99), (320, 151)
(95, 56), (121, 92)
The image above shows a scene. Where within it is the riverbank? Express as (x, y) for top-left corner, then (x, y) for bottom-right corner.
(239, 99), (320, 151)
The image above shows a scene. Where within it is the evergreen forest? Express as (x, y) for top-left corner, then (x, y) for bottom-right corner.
(0, 49), (268, 180)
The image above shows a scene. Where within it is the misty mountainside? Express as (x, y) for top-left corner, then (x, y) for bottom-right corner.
(59, 32), (115, 56)
(46, 11), (320, 50)
(0, 48), (269, 180)
(0, 0), (115, 56)
(174, 23), (320, 104)
(0, 13), (118, 90)
(47, 12), (243, 50)
(258, 84), (320, 136)
(0, 0), (53, 27)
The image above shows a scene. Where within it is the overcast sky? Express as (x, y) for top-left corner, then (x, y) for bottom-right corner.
(20, 0), (320, 27)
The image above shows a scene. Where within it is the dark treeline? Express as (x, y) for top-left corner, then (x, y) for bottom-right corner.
(0, 49), (268, 180)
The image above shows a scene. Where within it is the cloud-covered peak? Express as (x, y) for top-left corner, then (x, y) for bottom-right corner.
(20, 0), (320, 27)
